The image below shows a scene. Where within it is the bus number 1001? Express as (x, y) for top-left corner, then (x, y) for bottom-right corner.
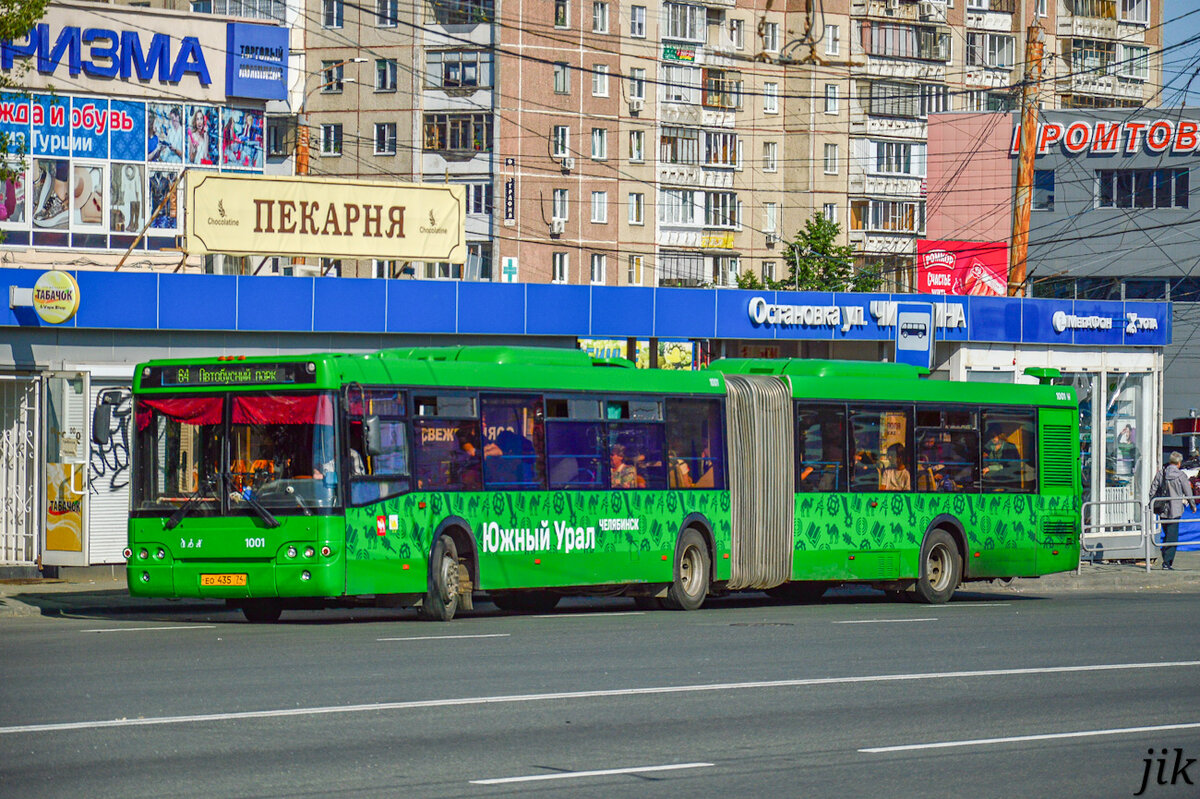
(245, 537), (266, 549)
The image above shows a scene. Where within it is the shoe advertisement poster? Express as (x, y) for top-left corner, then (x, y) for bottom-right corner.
(0, 92), (263, 242)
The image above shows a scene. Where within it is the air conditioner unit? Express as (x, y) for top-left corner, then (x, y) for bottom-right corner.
(885, 0), (899, 11)
(765, 232), (779, 246)
(560, 156), (575, 172)
(550, 219), (566, 235)
(628, 97), (645, 114)
(918, 0), (945, 20)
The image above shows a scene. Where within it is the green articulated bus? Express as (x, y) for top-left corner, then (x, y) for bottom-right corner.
(107, 346), (1081, 623)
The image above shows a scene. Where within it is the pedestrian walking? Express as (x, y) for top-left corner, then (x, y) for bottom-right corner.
(1148, 452), (1198, 570)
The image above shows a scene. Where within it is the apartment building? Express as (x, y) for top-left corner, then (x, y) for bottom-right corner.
(129, 0), (1162, 287)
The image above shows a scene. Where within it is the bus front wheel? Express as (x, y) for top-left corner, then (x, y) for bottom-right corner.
(913, 530), (961, 605)
(663, 529), (710, 611)
(418, 534), (460, 621)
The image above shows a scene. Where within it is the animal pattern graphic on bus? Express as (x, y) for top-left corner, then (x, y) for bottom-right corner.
(793, 492), (1079, 552)
(345, 490), (733, 568)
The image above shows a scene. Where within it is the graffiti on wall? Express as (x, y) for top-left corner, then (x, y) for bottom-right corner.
(90, 391), (131, 494)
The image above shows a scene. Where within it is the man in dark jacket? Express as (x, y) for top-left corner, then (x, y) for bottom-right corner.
(1148, 452), (1199, 570)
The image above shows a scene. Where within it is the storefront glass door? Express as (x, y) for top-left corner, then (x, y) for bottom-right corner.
(42, 372), (89, 567)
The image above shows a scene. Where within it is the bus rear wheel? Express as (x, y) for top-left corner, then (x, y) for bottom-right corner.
(913, 530), (961, 605)
(663, 529), (710, 611)
(417, 534), (460, 621)
(241, 599), (283, 623)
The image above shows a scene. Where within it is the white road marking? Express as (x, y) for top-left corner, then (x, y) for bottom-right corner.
(861, 721), (1200, 753)
(470, 762), (714, 785)
(3, 661), (1197, 736)
(939, 603), (1011, 608)
(81, 625), (216, 634)
(528, 611), (645, 619)
(834, 618), (938, 624)
(377, 633), (510, 642)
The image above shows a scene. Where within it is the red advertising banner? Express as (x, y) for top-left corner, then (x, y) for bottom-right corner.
(917, 240), (1009, 296)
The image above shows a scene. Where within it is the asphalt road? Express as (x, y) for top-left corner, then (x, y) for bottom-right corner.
(2, 590), (1199, 799)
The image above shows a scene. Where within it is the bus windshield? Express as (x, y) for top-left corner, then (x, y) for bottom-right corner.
(134, 392), (341, 513)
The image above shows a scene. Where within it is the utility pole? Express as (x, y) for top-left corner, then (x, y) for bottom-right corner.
(1008, 22), (1044, 297)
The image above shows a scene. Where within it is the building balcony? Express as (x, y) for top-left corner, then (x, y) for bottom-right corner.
(1058, 11), (1118, 40)
(1056, 72), (1147, 101)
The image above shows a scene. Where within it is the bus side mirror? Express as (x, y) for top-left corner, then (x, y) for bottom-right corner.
(92, 405), (111, 446)
(364, 414), (383, 456)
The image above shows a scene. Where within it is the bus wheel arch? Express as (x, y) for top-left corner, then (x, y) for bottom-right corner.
(678, 513), (716, 585)
(924, 514), (968, 579)
(418, 517), (475, 621)
(433, 516), (478, 589)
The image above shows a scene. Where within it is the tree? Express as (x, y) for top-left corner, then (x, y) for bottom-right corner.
(737, 213), (882, 292)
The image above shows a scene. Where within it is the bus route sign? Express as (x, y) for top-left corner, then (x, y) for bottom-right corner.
(141, 362), (317, 388)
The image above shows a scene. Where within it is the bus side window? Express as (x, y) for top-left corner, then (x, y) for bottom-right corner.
(480, 394), (545, 491)
(546, 421), (606, 490)
(664, 398), (725, 490)
(849, 405), (912, 492)
(981, 408), (1037, 493)
(608, 423), (666, 490)
(795, 404), (846, 493)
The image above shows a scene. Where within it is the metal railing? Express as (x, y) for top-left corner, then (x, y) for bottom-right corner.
(1079, 498), (1153, 574)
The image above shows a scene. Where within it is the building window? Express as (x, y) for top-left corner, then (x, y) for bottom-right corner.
(662, 64), (701, 104)
(553, 188), (569, 220)
(825, 24), (839, 55)
(660, 126), (699, 164)
(376, 58), (397, 91)
(267, 118), (288, 155)
(591, 127), (607, 159)
(868, 81), (923, 118)
(552, 125), (569, 157)
(702, 68), (742, 110)
(320, 124), (343, 155)
(966, 90), (1014, 112)
(591, 191), (608, 223)
(630, 130), (645, 162)
(921, 83), (950, 115)
(376, 0), (396, 26)
(374, 122), (397, 155)
(1033, 169), (1054, 212)
(1118, 45), (1149, 80)
(630, 4), (646, 37)
(629, 67), (646, 99)
(592, 0), (608, 32)
(629, 192), (645, 224)
(553, 62), (570, 94)
(423, 113), (494, 152)
(861, 22), (951, 62)
(874, 140), (925, 175)
(373, 259), (399, 278)
(823, 202), (837, 223)
(851, 199), (924, 233)
(552, 252), (569, 283)
(627, 254), (644, 285)
(824, 143), (838, 175)
(659, 188), (698, 225)
(762, 20), (779, 52)
(762, 260), (776, 281)
(764, 201), (777, 232)
(320, 258), (341, 276)
(429, 0), (493, 24)
(467, 182), (493, 215)
(592, 64), (610, 97)
(1036, 0), (1046, 15)
(966, 32), (1015, 68)
(1069, 38), (1115, 76)
(704, 131), (738, 167)
(763, 82), (778, 113)
(555, 0), (569, 27)
(590, 253), (606, 284)
(704, 191), (737, 228)
(1096, 169), (1189, 210)
(664, 2), (705, 42)
(321, 61), (344, 93)
(1120, 0), (1148, 24)
(713, 256), (739, 287)
(426, 50), (495, 89)
(824, 84), (839, 114)
(762, 141), (777, 172)
(323, 0), (342, 27)
(730, 18), (744, 50)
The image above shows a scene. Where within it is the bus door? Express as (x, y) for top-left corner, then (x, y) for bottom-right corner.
(43, 372), (90, 567)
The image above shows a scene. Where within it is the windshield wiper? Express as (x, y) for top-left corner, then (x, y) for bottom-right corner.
(222, 472), (282, 529)
(165, 476), (216, 531)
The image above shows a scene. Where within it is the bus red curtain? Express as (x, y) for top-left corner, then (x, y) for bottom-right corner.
(232, 394), (334, 425)
(136, 397), (224, 431)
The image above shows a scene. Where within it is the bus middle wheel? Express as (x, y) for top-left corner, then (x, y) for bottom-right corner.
(913, 530), (962, 605)
(663, 528), (710, 611)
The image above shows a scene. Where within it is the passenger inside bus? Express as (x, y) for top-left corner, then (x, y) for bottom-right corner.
(878, 443), (911, 491)
(610, 444), (638, 489)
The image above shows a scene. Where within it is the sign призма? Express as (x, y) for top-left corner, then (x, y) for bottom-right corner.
(187, 174), (466, 262)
